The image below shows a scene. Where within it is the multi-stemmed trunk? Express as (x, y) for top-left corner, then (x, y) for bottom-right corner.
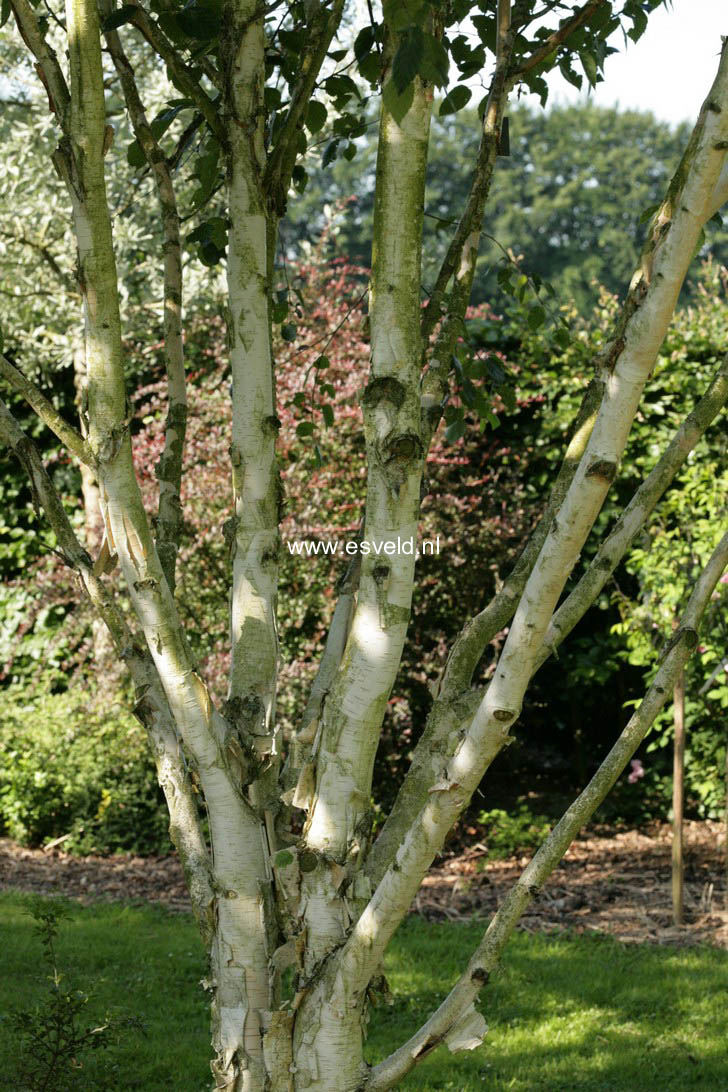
(2, 0), (728, 1088)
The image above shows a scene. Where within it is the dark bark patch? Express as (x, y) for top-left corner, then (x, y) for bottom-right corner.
(361, 375), (406, 409)
(299, 851), (319, 873)
(585, 458), (618, 483)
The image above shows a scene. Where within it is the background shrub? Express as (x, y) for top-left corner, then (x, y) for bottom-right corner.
(0, 689), (170, 855)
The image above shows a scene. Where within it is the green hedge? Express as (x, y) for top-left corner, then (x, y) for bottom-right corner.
(0, 689), (171, 855)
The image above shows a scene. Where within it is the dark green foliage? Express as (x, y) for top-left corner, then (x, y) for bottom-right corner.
(476, 803), (552, 861)
(0, 690), (171, 854)
(286, 103), (728, 314)
(3, 897), (143, 1091)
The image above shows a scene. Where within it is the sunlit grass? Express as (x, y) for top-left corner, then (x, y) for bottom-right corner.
(1, 893), (725, 1090)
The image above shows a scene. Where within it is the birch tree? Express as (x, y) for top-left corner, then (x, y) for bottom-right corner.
(2, 1), (728, 1088)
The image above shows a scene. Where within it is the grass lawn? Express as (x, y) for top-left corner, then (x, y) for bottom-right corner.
(0, 892), (726, 1090)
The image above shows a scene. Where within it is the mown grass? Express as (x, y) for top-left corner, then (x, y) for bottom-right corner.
(0, 892), (726, 1090)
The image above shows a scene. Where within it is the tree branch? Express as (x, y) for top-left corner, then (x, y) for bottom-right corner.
(125, 0), (224, 144)
(345, 43), (728, 992)
(420, 6), (516, 343)
(365, 530), (728, 1091)
(0, 352), (92, 466)
(511, 0), (606, 80)
(534, 350), (728, 671)
(0, 396), (216, 944)
(8, 0), (70, 124)
(104, 21), (187, 594)
(263, 0), (345, 215)
(366, 371), (604, 885)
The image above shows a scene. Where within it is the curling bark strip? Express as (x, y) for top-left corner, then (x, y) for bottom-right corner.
(366, 530), (728, 1090)
(340, 42), (728, 999)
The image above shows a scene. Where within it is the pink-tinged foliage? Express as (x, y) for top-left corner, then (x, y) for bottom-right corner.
(6, 227), (547, 803)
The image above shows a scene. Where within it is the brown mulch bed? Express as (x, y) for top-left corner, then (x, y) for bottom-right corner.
(1, 821), (726, 947)
(416, 820), (728, 947)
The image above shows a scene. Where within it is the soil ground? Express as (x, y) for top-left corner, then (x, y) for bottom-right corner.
(1, 821), (726, 947)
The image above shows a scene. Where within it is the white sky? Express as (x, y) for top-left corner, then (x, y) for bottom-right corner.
(540, 0), (727, 125)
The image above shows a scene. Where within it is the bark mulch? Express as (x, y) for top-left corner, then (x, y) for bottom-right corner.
(1, 821), (726, 947)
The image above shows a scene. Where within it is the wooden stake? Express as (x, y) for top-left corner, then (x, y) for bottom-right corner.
(672, 667), (685, 926)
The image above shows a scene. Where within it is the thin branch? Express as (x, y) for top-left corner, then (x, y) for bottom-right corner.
(365, 531), (728, 1091)
(103, 20), (187, 594)
(534, 350), (728, 671)
(0, 352), (92, 466)
(263, 0), (346, 214)
(125, 0), (224, 143)
(0, 229), (77, 293)
(512, 0), (605, 79)
(421, 0), (609, 346)
(366, 371), (604, 886)
(8, 0), (70, 123)
(420, 5), (516, 343)
(0, 395), (216, 945)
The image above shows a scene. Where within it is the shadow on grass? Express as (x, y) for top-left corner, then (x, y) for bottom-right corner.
(0, 894), (725, 1091)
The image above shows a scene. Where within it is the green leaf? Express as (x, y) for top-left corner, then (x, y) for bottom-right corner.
(265, 86), (282, 111)
(627, 8), (648, 43)
(306, 100), (327, 134)
(176, 0), (222, 41)
(281, 323), (298, 343)
(527, 305), (546, 331)
(358, 52), (381, 84)
(439, 85), (472, 116)
(279, 28), (305, 53)
(296, 421), (314, 438)
(342, 142), (357, 161)
(321, 403), (334, 428)
(274, 850), (294, 868)
(313, 355), (329, 370)
(420, 32), (449, 88)
(322, 139), (340, 168)
(354, 24), (377, 62)
(324, 74), (359, 105)
(272, 300), (288, 323)
(558, 58), (582, 90)
(292, 165), (308, 193)
(392, 25), (424, 94)
(192, 142), (221, 207)
(382, 78), (414, 125)
(383, 0), (425, 34)
(101, 4), (137, 30)
(579, 51), (598, 89)
(471, 14), (496, 52)
(445, 415), (466, 444)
